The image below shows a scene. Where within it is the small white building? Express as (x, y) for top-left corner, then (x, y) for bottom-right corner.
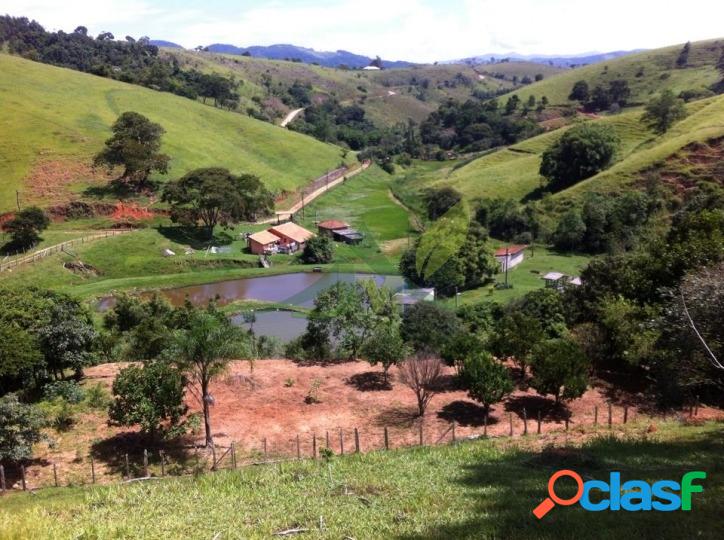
(543, 272), (582, 290)
(494, 245), (526, 272)
(362, 65), (381, 70)
(393, 288), (435, 308)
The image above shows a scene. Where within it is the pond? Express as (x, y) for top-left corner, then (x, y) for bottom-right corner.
(131, 272), (404, 308)
(229, 309), (309, 343)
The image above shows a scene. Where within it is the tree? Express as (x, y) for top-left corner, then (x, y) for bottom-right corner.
(300, 235), (334, 264)
(424, 187), (462, 220)
(361, 323), (408, 382)
(552, 209), (586, 251)
(491, 312), (544, 378)
(458, 352), (514, 413)
(169, 308), (250, 447)
(92, 112), (169, 188)
(641, 90), (687, 134)
(109, 361), (187, 440)
(0, 394), (46, 463)
(398, 354), (444, 416)
(163, 168), (273, 236)
(0, 324), (42, 394)
(676, 41), (691, 68)
(401, 302), (462, 354)
(517, 288), (567, 338)
(530, 338), (590, 403)
(540, 124), (620, 191)
(2, 207), (49, 252)
(568, 80), (590, 102)
(504, 95), (520, 114)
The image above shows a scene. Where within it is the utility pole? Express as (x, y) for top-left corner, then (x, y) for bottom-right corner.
(16, 190), (20, 210)
(301, 191), (305, 219)
(504, 247), (509, 288)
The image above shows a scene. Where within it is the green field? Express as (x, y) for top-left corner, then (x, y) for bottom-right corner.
(498, 38), (723, 106)
(0, 53), (351, 212)
(1, 421), (720, 539)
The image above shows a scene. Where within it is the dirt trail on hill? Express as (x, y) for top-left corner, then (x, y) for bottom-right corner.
(280, 107), (304, 127)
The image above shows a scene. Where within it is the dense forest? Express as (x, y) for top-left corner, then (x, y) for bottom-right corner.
(0, 16), (240, 108)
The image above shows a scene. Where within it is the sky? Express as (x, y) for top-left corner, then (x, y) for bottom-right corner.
(4, 0), (724, 62)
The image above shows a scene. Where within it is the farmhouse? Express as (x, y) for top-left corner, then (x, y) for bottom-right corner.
(317, 220), (349, 237)
(268, 222), (315, 252)
(247, 230), (281, 255)
(494, 245), (527, 271)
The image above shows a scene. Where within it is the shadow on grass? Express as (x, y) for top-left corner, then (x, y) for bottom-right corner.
(156, 225), (225, 250)
(437, 400), (502, 427)
(397, 423), (724, 540)
(90, 432), (193, 477)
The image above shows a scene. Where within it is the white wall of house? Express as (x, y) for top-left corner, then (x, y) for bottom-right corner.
(496, 251), (524, 271)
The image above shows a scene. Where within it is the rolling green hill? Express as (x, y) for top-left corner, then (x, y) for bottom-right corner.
(499, 38), (723, 107)
(0, 53), (351, 213)
(424, 94), (724, 203)
(165, 49), (563, 126)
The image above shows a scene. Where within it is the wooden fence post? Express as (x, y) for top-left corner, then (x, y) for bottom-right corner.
(143, 449), (149, 477)
(20, 465), (26, 491)
(452, 421), (456, 443)
(339, 429), (344, 455)
(160, 451), (166, 476)
(695, 395), (700, 417)
(419, 423), (424, 446)
(354, 428), (360, 453)
(623, 406), (629, 424)
(537, 411), (542, 435)
(125, 453), (130, 480)
(608, 403), (613, 428)
(0, 465), (5, 494)
(484, 411), (488, 437)
(594, 406), (598, 426)
(523, 408), (528, 435)
(296, 435), (301, 459)
(263, 438), (268, 458)
(508, 413), (513, 436)
(384, 427), (389, 450)
(325, 431), (330, 449)
(90, 454), (96, 484)
(312, 434), (317, 459)
(53, 463), (58, 487)
(565, 415), (569, 432)
(211, 444), (217, 471)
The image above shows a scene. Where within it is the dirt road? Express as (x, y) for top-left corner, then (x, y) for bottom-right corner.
(280, 107), (304, 128)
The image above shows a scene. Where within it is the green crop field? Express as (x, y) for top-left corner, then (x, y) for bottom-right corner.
(1, 421), (720, 539)
(498, 39), (724, 106)
(0, 53), (351, 213)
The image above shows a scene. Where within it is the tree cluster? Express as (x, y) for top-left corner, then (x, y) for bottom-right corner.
(568, 79), (631, 112)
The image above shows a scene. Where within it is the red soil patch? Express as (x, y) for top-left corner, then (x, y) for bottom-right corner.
(22, 159), (114, 206)
(110, 201), (154, 221)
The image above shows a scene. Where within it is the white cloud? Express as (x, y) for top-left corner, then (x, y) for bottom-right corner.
(3, 0), (724, 62)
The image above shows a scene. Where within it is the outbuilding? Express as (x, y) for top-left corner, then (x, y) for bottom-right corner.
(332, 227), (364, 245)
(494, 245), (527, 272)
(317, 220), (349, 237)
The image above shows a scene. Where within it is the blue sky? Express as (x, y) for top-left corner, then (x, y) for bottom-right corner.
(4, 0), (724, 62)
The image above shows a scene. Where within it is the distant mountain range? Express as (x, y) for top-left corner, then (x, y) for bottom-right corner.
(446, 50), (644, 67)
(149, 39), (641, 69)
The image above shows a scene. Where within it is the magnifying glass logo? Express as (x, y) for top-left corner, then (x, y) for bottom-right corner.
(533, 469), (584, 519)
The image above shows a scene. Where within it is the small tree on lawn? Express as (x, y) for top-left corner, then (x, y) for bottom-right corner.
(491, 312), (545, 379)
(109, 361), (188, 440)
(458, 351), (514, 414)
(169, 308), (250, 447)
(361, 323), (408, 383)
(530, 338), (590, 403)
(398, 354), (444, 416)
(0, 394), (46, 464)
(92, 111), (170, 189)
(2, 207), (50, 253)
(641, 90), (687, 134)
(300, 235), (334, 264)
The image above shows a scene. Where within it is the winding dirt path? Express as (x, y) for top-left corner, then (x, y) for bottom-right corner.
(280, 107), (305, 128)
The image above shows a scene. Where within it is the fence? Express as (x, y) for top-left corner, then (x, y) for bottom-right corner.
(0, 230), (134, 273)
(0, 399), (704, 494)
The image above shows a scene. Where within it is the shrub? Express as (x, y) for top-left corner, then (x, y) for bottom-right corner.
(43, 380), (86, 404)
(458, 352), (514, 413)
(300, 235), (334, 264)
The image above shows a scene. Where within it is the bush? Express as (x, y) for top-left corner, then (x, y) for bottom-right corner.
(458, 352), (514, 412)
(300, 235), (334, 264)
(530, 338), (590, 403)
(43, 380), (85, 404)
(0, 394), (46, 462)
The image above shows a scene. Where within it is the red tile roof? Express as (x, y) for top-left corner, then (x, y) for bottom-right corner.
(494, 245), (527, 257)
(318, 220), (349, 230)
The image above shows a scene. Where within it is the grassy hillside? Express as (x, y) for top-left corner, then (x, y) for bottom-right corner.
(0, 53), (350, 213)
(2, 421), (721, 539)
(165, 49), (562, 126)
(414, 94), (724, 203)
(500, 38), (723, 106)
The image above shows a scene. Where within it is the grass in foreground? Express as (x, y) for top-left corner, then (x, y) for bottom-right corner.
(1, 421), (721, 539)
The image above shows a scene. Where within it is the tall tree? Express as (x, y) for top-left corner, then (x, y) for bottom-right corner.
(1, 207), (49, 253)
(168, 308), (250, 447)
(93, 111), (170, 189)
(163, 168), (273, 236)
